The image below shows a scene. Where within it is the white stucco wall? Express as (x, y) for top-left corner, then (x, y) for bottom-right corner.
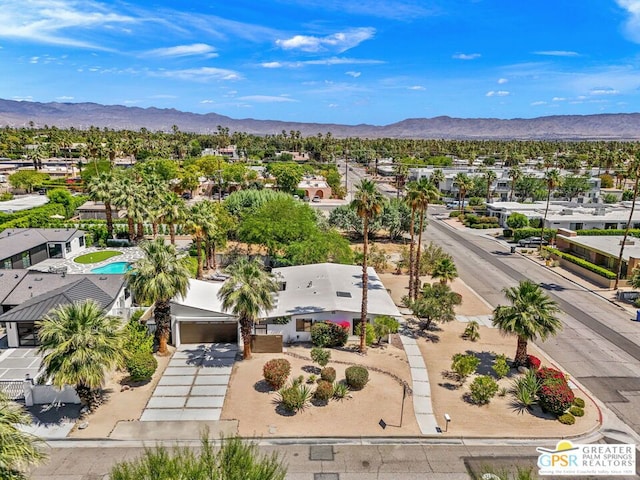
(263, 311), (374, 344)
(6, 322), (19, 348)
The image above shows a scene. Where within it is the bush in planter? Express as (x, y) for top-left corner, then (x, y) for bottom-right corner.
(277, 383), (313, 413)
(263, 358), (291, 389)
(512, 369), (540, 409)
(310, 347), (331, 367)
(314, 380), (334, 402)
(320, 367), (336, 383)
(469, 375), (499, 405)
(569, 406), (584, 417)
(573, 397), (585, 408)
(345, 365), (369, 390)
(527, 355), (541, 370)
(538, 378), (575, 416)
(492, 354), (510, 379)
(310, 322), (348, 347)
(125, 352), (157, 381)
(451, 353), (480, 383)
(536, 367), (565, 383)
(558, 413), (576, 425)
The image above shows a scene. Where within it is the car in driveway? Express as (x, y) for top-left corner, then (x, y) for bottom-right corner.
(312, 195), (321, 202)
(517, 236), (548, 247)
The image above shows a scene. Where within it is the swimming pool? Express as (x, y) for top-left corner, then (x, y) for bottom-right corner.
(90, 261), (131, 274)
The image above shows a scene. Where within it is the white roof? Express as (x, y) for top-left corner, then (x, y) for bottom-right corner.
(172, 279), (231, 315)
(270, 263), (401, 318)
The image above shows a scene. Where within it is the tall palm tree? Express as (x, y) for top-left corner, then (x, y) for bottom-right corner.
(351, 179), (385, 353)
(431, 169), (445, 192)
(218, 258), (279, 360)
(484, 169), (497, 203)
(87, 171), (118, 239)
(453, 172), (472, 212)
(162, 193), (187, 245)
(37, 300), (123, 411)
(186, 201), (215, 279)
(404, 181), (420, 299)
(615, 154), (640, 289)
(431, 257), (458, 284)
(540, 169), (561, 250)
(112, 172), (137, 241)
(508, 166), (522, 201)
(492, 280), (561, 367)
(412, 178), (440, 299)
(0, 392), (46, 479)
(127, 239), (191, 354)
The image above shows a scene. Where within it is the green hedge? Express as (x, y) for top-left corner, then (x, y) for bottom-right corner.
(0, 195), (87, 232)
(545, 247), (617, 279)
(513, 227), (557, 242)
(576, 229), (640, 237)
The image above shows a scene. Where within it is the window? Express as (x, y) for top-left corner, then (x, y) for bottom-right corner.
(21, 252), (31, 268)
(79, 236), (85, 247)
(296, 318), (312, 332)
(65, 242), (71, 253)
(18, 323), (38, 346)
(3, 259), (11, 269)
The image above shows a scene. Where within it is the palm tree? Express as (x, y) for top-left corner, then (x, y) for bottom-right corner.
(404, 181), (420, 299)
(412, 178), (440, 298)
(112, 172), (137, 241)
(615, 154), (640, 289)
(484, 169), (497, 203)
(218, 258), (279, 360)
(351, 179), (385, 353)
(540, 169), (561, 250)
(37, 300), (123, 411)
(431, 257), (458, 284)
(508, 166), (522, 201)
(431, 169), (445, 192)
(186, 201), (215, 279)
(0, 392), (46, 479)
(492, 280), (561, 367)
(126, 239), (191, 355)
(87, 171), (117, 239)
(453, 172), (472, 212)
(162, 193), (187, 245)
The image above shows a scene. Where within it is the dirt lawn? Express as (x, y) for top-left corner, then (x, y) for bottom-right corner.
(222, 344), (420, 437)
(418, 321), (600, 437)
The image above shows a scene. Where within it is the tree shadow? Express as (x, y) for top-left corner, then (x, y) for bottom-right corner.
(273, 403), (297, 417)
(438, 381), (459, 391)
(254, 379), (273, 393)
(508, 400), (556, 420)
(120, 376), (152, 388)
(302, 365), (320, 374)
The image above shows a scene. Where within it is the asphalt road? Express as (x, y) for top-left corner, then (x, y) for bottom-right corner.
(424, 208), (640, 437)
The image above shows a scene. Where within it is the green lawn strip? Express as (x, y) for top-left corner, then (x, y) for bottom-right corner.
(74, 250), (123, 264)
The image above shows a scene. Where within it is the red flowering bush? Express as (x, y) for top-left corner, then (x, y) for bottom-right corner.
(538, 379), (575, 415)
(527, 355), (541, 370)
(311, 322), (348, 347)
(536, 367), (565, 383)
(263, 358), (291, 389)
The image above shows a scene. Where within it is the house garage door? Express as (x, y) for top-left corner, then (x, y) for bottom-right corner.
(180, 322), (238, 344)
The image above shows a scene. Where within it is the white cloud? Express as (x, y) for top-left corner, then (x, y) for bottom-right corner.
(552, 97), (566, 101)
(149, 94), (177, 99)
(408, 85), (425, 90)
(238, 95), (297, 103)
(531, 101), (547, 106)
(200, 99), (215, 103)
(145, 43), (217, 58)
(590, 87), (619, 95)
(486, 90), (510, 97)
(153, 67), (242, 81)
(616, 1), (640, 43)
(56, 96), (74, 100)
(276, 27), (375, 53)
(0, 0), (136, 49)
(12, 96), (33, 101)
(261, 62), (283, 68)
(260, 57), (383, 68)
(534, 50), (579, 57)
(497, 78), (508, 84)
(453, 53), (481, 60)
(29, 56), (39, 64)
(346, 71), (361, 78)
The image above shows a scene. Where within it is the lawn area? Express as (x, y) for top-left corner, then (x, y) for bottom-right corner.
(74, 250), (123, 264)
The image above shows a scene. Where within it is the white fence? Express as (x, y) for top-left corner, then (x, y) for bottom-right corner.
(23, 381), (80, 406)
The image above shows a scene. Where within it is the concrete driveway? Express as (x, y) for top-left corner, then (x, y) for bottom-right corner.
(140, 343), (237, 421)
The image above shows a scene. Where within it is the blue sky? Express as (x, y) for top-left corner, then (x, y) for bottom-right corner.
(1, 1), (640, 125)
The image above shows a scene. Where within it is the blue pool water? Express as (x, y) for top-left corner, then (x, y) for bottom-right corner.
(90, 261), (131, 274)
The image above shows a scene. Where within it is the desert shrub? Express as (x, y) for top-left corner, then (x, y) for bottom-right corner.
(498, 387), (508, 397)
(310, 347), (331, 367)
(451, 353), (480, 382)
(373, 315), (400, 343)
(310, 322), (348, 347)
(263, 358), (291, 389)
(320, 367), (336, 383)
(125, 352), (157, 382)
(573, 397), (585, 408)
(558, 413), (576, 425)
(492, 354), (510, 379)
(122, 319), (154, 358)
(307, 374), (317, 384)
(538, 379), (575, 416)
(536, 367), (565, 383)
(469, 375), (499, 405)
(569, 406), (584, 417)
(333, 382), (349, 399)
(511, 369), (540, 408)
(513, 228), (556, 242)
(506, 212), (529, 229)
(449, 210), (462, 218)
(527, 355), (541, 370)
(462, 320), (480, 341)
(545, 247), (616, 279)
(345, 365), (369, 390)
(314, 380), (334, 402)
(355, 322), (376, 346)
(277, 383), (313, 413)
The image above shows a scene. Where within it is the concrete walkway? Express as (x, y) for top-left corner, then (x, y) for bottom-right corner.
(455, 314), (494, 328)
(398, 329), (440, 435)
(140, 343), (237, 422)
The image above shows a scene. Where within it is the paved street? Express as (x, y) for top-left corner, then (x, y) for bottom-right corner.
(425, 209), (640, 437)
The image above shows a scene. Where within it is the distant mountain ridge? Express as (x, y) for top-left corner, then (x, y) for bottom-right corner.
(1, 98), (640, 139)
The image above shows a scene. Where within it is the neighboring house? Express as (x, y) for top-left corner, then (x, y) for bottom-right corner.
(75, 200), (125, 221)
(0, 228), (87, 269)
(169, 263), (401, 347)
(0, 271), (130, 347)
(298, 178), (332, 199)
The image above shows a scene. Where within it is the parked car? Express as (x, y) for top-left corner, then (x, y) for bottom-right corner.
(38, 189), (46, 195)
(517, 236), (548, 247)
(446, 201), (467, 209)
(312, 195), (321, 203)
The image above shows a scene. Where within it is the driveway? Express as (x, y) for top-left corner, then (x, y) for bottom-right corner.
(140, 343), (237, 421)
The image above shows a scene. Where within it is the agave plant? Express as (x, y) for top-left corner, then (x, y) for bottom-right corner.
(276, 383), (313, 413)
(332, 382), (350, 400)
(510, 369), (540, 412)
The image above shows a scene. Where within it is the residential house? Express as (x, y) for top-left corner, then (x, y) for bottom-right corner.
(75, 201), (126, 221)
(0, 271), (130, 347)
(298, 178), (332, 199)
(0, 228), (86, 269)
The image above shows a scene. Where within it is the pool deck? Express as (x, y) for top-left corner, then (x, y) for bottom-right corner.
(28, 246), (144, 274)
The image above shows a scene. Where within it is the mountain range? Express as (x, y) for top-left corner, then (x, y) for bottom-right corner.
(1, 98), (640, 140)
